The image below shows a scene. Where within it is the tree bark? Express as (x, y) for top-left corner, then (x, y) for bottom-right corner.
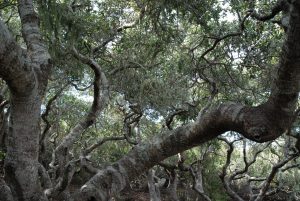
(0, 20), (36, 95)
(147, 169), (161, 201)
(0, 0), (51, 200)
(4, 94), (48, 201)
(166, 170), (179, 201)
(0, 178), (13, 201)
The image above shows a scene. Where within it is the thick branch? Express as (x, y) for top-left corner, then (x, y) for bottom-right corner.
(38, 163), (52, 190)
(18, 0), (51, 77)
(190, 162), (212, 201)
(45, 159), (79, 198)
(250, 0), (288, 21)
(18, 0), (44, 52)
(80, 102), (276, 200)
(54, 47), (109, 157)
(0, 19), (35, 95)
(147, 169), (161, 201)
(269, 2), (300, 111)
(79, 3), (300, 201)
(165, 169), (179, 201)
(80, 99), (298, 200)
(48, 47), (109, 197)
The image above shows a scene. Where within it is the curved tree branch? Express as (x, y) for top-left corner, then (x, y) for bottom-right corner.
(53, 47), (109, 158)
(92, 2), (146, 56)
(249, 0), (288, 22)
(199, 12), (250, 60)
(190, 160), (212, 201)
(165, 109), (188, 130)
(38, 162), (52, 190)
(45, 159), (80, 198)
(47, 46), (109, 198)
(76, 3), (300, 201)
(229, 141), (271, 181)
(40, 83), (69, 149)
(218, 137), (245, 201)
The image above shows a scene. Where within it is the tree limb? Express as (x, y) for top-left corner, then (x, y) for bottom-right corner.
(78, 3), (300, 200)
(17, 0), (40, 51)
(0, 19), (36, 95)
(254, 153), (299, 201)
(18, 0), (51, 77)
(249, 0), (288, 22)
(53, 47), (109, 160)
(38, 163), (52, 190)
(82, 136), (126, 156)
(218, 137), (245, 201)
(48, 47), (109, 197)
(190, 161), (212, 201)
(40, 83), (69, 149)
(0, 178), (14, 201)
(199, 13), (250, 60)
(45, 159), (80, 198)
(165, 109), (188, 130)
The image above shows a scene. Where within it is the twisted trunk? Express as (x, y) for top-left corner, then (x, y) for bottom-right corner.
(0, 0), (51, 200)
(4, 93), (48, 201)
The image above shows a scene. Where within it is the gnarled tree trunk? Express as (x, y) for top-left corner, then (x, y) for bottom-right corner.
(0, 0), (51, 200)
(4, 94), (47, 201)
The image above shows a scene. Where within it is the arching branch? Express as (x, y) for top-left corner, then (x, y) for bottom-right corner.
(53, 46), (109, 158)
(75, 3), (300, 201)
(198, 12), (251, 60)
(249, 0), (288, 22)
(47, 47), (109, 198)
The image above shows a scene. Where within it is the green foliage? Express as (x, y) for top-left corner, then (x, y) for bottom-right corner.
(10, 0), (297, 199)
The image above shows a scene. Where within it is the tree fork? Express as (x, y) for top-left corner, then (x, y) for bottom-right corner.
(0, 0), (51, 200)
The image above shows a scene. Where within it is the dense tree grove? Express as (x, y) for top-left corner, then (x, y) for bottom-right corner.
(0, 0), (300, 201)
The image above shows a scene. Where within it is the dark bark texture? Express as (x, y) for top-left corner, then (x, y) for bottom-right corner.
(0, 0), (51, 200)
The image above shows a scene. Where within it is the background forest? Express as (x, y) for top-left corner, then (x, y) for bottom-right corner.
(1, 0), (300, 201)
